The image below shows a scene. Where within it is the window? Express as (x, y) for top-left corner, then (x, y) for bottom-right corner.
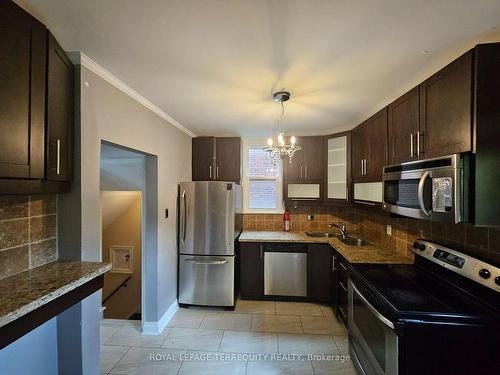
(243, 142), (282, 213)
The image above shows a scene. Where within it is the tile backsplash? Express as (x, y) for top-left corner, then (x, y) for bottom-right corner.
(0, 195), (58, 279)
(243, 205), (500, 265)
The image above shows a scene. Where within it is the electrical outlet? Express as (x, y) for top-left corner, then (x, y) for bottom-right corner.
(386, 224), (392, 236)
(307, 214), (314, 221)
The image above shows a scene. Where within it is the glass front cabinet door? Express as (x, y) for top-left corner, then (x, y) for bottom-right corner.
(326, 133), (350, 202)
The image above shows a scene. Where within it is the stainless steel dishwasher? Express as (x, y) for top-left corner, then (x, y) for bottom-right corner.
(263, 243), (307, 297)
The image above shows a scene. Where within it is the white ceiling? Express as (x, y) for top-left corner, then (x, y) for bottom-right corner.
(17, 0), (500, 137)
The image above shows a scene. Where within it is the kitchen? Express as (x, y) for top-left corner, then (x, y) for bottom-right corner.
(1, 1), (500, 375)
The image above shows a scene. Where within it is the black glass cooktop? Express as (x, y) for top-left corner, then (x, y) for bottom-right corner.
(350, 263), (498, 321)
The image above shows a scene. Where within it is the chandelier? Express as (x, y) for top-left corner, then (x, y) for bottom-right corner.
(263, 91), (301, 164)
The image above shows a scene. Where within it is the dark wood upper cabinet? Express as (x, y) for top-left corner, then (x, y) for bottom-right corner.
(420, 50), (473, 159)
(46, 32), (74, 182)
(386, 50), (473, 164)
(351, 108), (387, 181)
(283, 136), (324, 181)
(0, 1), (46, 179)
(239, 242), (264, 300)
(473, 43), (500, 228)
(351, 124), (367, 179)
(0, 2), (73, 194)
(365, 108), (387, 178)
(215, 137), (241, 183)
(282, 136), (324, 201)
(192, 137), (215, 181)
(301, 136), (324, 181)
(192, 137), (241, 183)
(387, 86), (420, 165)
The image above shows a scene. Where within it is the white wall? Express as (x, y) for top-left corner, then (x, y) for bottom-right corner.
(77, 63), (191, 318)
(58, 59), (192, 374)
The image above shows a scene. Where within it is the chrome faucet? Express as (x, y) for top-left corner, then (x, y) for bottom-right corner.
(328, 223), (347, 239)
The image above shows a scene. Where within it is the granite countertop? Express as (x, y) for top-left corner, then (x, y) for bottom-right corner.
(239, 230), (414, 264)
(0, 261), (111, 328)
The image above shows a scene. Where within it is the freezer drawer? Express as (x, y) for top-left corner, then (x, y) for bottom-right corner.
(264, 252), (307, 297)
(178, 255), (234, 306)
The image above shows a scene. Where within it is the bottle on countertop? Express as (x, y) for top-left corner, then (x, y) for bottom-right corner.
(283, 210), (290, 231)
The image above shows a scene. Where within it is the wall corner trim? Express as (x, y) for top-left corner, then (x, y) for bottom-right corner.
(69, 51), (196, 138)
(142, 299), (179, 336)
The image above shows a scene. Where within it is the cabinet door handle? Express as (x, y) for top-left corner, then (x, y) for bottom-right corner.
(216, 165), (219, 179)
(417, 131), (421, 156)
(360, 160), (363, 176)
(209, 165), (212, 179)
(332, 255), (336, 271)
(300, 165), (303, 179)
(56, 139), (61, 175)
(260, 244), (263, 259)
(305, 165), (308, 179)
(410, 133), (414, 157)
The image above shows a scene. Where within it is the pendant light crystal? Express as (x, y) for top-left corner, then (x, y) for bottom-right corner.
(263, 91), (301, 164)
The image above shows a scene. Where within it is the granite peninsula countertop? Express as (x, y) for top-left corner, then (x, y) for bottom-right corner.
(0, 261), (111, 328)
(239, 230), (414, 264)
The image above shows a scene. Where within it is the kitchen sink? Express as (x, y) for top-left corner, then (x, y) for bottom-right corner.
(305, 232), (372, 247)
(339, 236), (372, 247)
(305, 231), (337, 238)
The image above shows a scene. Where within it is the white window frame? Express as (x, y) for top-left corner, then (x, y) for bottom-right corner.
(242, 138), (283, 214)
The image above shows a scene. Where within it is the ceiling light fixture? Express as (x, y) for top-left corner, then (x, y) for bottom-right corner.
(264, 91), (301, 164)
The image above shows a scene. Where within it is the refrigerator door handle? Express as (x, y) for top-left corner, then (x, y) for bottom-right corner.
(184, 258), (229, 265)
(181, 190), (187, 243)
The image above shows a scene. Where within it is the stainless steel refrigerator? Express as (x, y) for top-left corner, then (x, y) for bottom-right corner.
(178, 181), (242, 307)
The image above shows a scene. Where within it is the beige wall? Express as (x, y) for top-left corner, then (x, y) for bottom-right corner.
(102, 193), (141, 319)
(243, 205), (500, 265)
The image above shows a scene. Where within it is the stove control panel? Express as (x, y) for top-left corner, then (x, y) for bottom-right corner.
(413, 240), (500, 292)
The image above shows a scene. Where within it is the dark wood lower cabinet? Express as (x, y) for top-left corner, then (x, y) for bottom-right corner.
(238, 242), (340, 305)
(336, 256), (349, 327)
(308, 244), (334, 303)
(239, 243), (264, 299)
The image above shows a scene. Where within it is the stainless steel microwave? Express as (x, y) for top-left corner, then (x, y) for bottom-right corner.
(382, 154), (471, 223)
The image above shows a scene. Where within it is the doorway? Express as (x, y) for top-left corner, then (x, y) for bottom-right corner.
(99, 142), (147, 321)
(101, 191), (142, 319)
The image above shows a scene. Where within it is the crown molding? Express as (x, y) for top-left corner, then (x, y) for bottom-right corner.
(69, 52), (196, 138)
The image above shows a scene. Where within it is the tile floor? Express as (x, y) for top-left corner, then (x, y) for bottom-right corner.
(100, 300), (357, 374)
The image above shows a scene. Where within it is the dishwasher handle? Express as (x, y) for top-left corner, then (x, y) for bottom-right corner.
(263, 243), (307, 252)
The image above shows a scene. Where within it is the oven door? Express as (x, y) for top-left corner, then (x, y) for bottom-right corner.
(348, 278), (398, 375)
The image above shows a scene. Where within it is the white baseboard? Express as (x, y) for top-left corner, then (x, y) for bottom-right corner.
(142, 299), (179, 336)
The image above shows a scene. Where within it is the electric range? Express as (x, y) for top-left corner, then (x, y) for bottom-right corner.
(347, 239), (500, 375)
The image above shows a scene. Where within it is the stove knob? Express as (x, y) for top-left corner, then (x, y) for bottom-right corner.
(495, 276), (500, 286)
(478, 269), (491, 279)
(418, 244), (426, 251)
(412, 242), (419, 249)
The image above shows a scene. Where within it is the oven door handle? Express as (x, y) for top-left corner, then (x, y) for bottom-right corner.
(418, 171), (431, 217)
(351, 281), (394, 329)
